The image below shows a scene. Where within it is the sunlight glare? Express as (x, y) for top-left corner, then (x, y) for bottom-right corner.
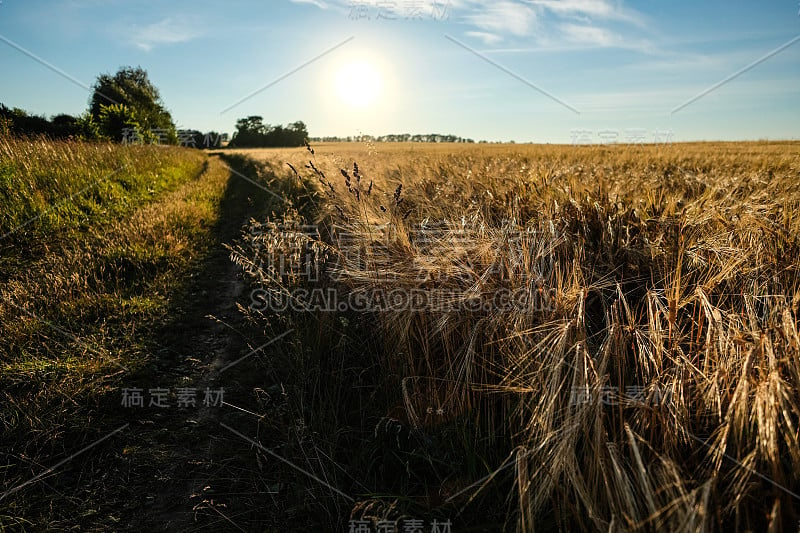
(335, 60), (383, 109)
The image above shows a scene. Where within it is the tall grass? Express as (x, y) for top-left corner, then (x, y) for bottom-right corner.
(0, 136), (217, 528)
(0, 135), (205, 248)
(235, 141), (800, 530)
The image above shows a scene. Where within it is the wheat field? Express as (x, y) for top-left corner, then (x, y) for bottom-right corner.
(227, 140), (800, 530)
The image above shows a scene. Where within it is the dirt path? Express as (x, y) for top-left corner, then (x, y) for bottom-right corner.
(115, 155), (283, 532)
(132, 263), (247, 531)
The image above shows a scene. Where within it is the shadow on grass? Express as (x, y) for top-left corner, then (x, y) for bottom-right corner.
(110, 153), (290, 531)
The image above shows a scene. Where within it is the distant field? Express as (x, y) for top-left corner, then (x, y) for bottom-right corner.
(228, 140), (800, 530)
(226, 139), (800, 165)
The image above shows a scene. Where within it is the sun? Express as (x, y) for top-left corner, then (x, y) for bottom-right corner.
(335, 59), (383, 109)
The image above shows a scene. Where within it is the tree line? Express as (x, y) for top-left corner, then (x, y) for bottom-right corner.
(310, 133), (476, 143)
(0, 66), (226, 148)
(1, 65), (486, 148)
(1, 65), (307, 149)
(227, 116), (308, 148)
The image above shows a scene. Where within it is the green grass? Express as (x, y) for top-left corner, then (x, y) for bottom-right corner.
(0, 136), (206, 249)
(0, 136), (232, 529)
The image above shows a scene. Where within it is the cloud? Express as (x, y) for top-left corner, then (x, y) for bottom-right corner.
(529, 0), (646, 26)
(559, 23), (617, 46)
(532, 0), (616, 17)
(478, 0), (648, 48)
(459, 1), (647, 48)
(289, 0), (329, 8)
(283, 0), (647, 48)
(131, 17), (201, 51)
(466, 31), (504, 45)
(466, 1), (538, 37)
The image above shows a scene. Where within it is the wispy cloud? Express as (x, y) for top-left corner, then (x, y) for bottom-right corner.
(463, 0), (648, 48)
(466, 1), (538, 37)
(559, 22), (617, 46)
(130, 17), (202, 51)
(285, 0), (648, 49)
(466, 31), (503, 45)
(290, 0), (329, 8)
(530, 0), (646, 26)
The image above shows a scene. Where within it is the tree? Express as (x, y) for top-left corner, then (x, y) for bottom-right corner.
(97, 103), (140, 143)
(1, 106), (51, 136)
(229, 115), (267, 147)
(74, 112), (102, 141)
(89, 66), (177, 144)
(287, 121), (308, 145)
(0, 103), (102, 140)
(229, 117), (308, 148)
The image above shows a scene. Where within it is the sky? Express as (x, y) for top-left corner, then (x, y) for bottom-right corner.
(0, 0), (798, 143)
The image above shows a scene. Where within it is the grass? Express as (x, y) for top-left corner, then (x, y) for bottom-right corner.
(0, 136), (206, 249)
(229, 140), (800, 531)
(0, 136), (231, 529)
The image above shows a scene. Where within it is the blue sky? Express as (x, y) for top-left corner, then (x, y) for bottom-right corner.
(0, 0), (798, 142)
